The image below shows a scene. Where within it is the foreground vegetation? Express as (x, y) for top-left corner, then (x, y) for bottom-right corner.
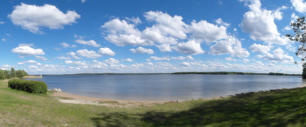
(0, 68), (28, 79)
(8, 79), (47, 94)
(1, 80), (306, 127)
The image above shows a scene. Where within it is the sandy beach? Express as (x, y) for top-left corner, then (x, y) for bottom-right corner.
(50, 89), (229, 108)
(23, 75), (43, 79)
(51, 91), (170, 107)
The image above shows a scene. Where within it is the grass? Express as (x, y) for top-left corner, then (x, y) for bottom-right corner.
(0, 80), (197, 127)
(1, 80), (306, 126)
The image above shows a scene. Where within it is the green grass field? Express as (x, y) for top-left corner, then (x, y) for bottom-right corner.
(1, 80), (306, 127)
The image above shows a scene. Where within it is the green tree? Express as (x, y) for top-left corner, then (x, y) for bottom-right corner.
(4, 70), (10, 79)
(286, 17), (306, 79)
(16, 70), (28, 79)
(10, 68), (16, 78)
(303, 63), (306, 79)
(0, 69), (28, 80)
(0, 70), (5, 80)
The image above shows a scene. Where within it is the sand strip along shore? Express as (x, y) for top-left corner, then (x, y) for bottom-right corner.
(23, 75), (43, 79)
(51, 90), (228, 107)
(51, 91), (170, 107)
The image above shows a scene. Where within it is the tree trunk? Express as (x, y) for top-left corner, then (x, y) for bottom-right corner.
(303, 68), (306, 79)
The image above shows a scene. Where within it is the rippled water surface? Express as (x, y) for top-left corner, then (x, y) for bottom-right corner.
(31, 74), (303, 101)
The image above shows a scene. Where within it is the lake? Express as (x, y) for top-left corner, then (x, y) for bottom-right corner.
(31, 74), (304, 101)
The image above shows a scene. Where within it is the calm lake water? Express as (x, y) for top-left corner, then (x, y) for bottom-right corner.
(31, 74), (304, 101)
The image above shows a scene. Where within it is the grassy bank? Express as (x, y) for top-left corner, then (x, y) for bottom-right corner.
(0, 80), (199, 127)
(1, 80), (306, 127)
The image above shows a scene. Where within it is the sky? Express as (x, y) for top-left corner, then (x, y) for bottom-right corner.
(0, 0), (305, 74)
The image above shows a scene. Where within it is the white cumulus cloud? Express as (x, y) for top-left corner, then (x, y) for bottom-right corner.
(249, 43), (271, 54)
(9, 3), (80, 33)
(124, 58), (133, 62)
(250, 44), (294, 63)
(12, 44), (45, 56)
(149, 56), (193, 61)
(291, 0), (306, 13)
(143, 11), (187, 40)
(61, 42), (70, 48)
(130, 47), (154, 54)
(104, 58), (120, 65)
(68, 51), (80, 59)
(210, 36), (249, 58)
(35, 56), (48, 61)
(189, 20), (228, 43)
(174, 40), (204, 55)
(102, 11), (249, 57)
(1, 64), (11, 70)
(215, 18), (230, 27)
(102, 18), (150, 46)
(77, 49), (101, 58)
(240, 0), (287, 45)
(76, 39), (100, 47)
(99, 47), (115, 56)
(258, 48), (294, 63)
(18, 60), (41, 65)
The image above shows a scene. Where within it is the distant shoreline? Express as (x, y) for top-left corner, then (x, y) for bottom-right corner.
(34, 72), (301, 76)
(172, 72), (301, 76)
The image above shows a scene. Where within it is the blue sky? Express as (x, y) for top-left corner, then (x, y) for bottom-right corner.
(0, 0), (304, 74)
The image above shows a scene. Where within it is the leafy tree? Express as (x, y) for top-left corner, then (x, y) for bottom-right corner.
(286, 17), (306, 79)
(0, 69), (28, 80)
(16, 70), (28, 79)
(303, 63), (306, 79)
(0, 70), (5, 80)
(10, 68), (16, 78)
(4, 70), (10, 79)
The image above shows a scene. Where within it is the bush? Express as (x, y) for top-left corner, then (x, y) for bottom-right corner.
(8, 79), (47, 94)
(303, 68), (306, 79)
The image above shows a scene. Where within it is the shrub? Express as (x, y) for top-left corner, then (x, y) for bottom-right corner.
(303, 68), (306, 79)
(8, 79), (47, 94)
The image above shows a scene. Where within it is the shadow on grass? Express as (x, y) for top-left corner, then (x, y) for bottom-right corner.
(91, 112), (143, 127)
(91, 88), (306, 127)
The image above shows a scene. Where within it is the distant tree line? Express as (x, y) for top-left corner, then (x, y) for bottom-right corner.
(173, 72), (300, 76)
(0, 68), (28, 80)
